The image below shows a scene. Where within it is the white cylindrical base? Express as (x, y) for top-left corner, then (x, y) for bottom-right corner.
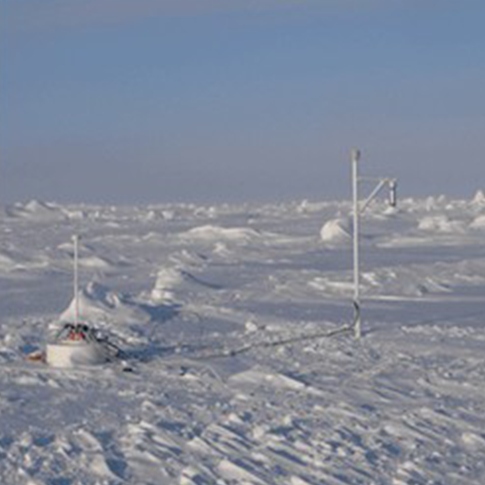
(46, 341), (108, 367)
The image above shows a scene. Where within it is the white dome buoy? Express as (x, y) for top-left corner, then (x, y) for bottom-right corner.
(45, 235), (119, 368)
(46, 340), (109, 367)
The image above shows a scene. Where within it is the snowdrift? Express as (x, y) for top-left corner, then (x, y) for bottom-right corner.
(309, 257), (485, 299)
(0, 250), (22, 271)
(470, 215), (485, 230)
(151, 266), (220, 303)
(472, 189), (485, 205)
(320, 218), (351, 245)
(180, 225), (263, 243)
(418, 215), (467, 233)
(59, 281), (151, 325)
(7, 200), (67, 222)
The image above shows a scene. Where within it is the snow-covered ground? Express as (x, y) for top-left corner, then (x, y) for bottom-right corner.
(1, 194), (485, 484)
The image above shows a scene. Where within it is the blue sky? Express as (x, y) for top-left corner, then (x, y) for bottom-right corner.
(1, 0), (484, 204)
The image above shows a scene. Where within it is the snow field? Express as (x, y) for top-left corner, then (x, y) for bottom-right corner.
(0, 195), (485, 483)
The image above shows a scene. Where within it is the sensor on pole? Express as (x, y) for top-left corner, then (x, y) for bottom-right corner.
(389, 180), (397, 207)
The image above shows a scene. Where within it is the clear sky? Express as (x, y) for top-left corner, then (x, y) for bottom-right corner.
(1, 0), (484, 204)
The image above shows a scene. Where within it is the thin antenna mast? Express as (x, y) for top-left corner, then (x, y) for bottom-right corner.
(73, 234), (80, 326)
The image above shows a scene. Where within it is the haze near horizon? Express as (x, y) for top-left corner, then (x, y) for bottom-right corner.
(1, 0), (484, 204)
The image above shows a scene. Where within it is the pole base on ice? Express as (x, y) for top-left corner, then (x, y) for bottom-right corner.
(353, 299), (361, 340)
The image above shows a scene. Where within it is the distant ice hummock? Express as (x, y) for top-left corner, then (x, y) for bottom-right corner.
(7, 199), (67, 222)
(472, 189), (485, 205)
(320, 218), (351, 244)
(151, 268), (184, 302)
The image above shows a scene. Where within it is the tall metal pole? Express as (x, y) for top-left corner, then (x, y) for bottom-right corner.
(351, 149), (361, 339)
(73, 234), (80, 326)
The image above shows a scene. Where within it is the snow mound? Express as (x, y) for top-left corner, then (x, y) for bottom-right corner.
(0, 250), (21, 271)
(151, 266), (219, 303)
(472, 190), (485, 205)
(229, 368), (307, 391)
(181, 225), (262, 243)
(169, 249), (209, 268)
(382, 205), (401, 216)
(212, 242), (233, 258)
(470, 215), (485, 230)
(296, 199), (327, 214)
(229, 366), (323, 396)
(7, 200), (67, 222)
(424, 195), (448, 210)
(59, 281), (150, 325)
(0, 249), (43, 271)
(143, 208), (176, 221)
(57, 241), (115, 269)
(308, 257), (485, 298)
(320, 218), (351, 244)
(418, 215), (466, 233)
(151, 268), (184, 302)
(78, 255), (114, 269)
(361, 269), (452, 297)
